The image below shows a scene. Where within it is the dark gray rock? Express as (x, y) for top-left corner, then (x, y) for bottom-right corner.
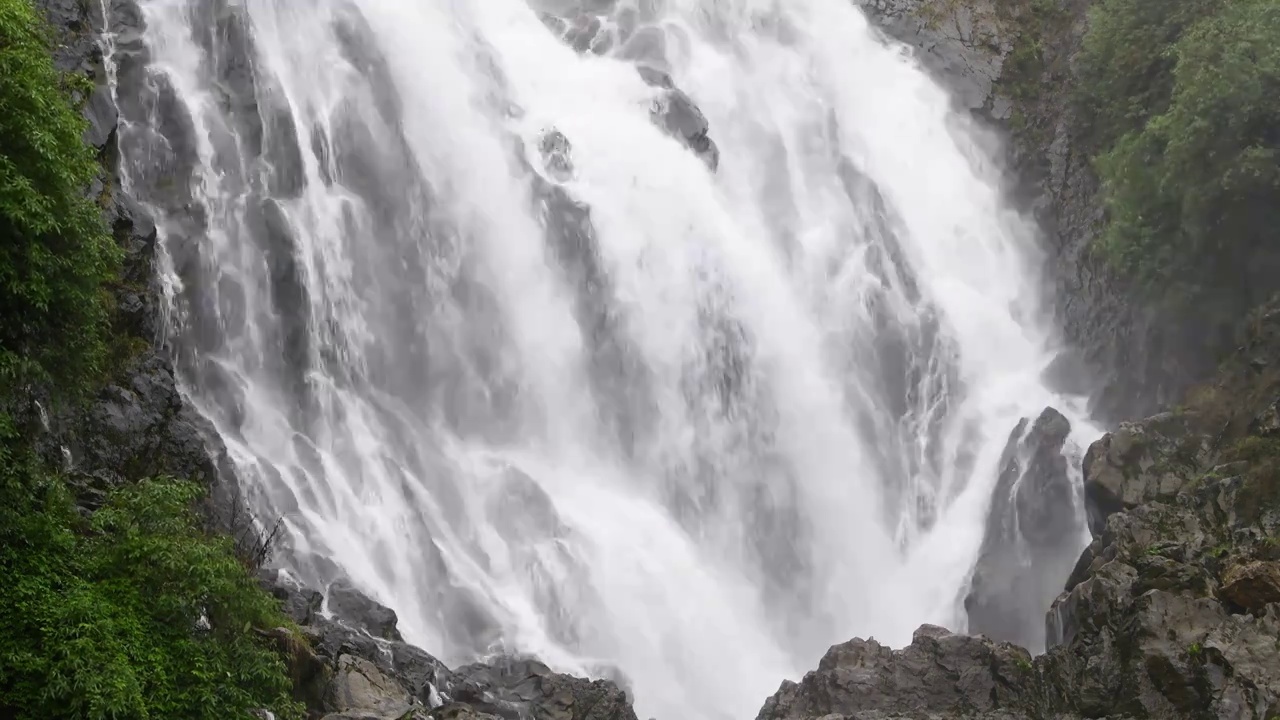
(327, 580), (404, 642)
(449, 656), (637, 720)
(966, 407), (1081, 651)
(855, 0), (1011, 116)
(649, 88), (720, 171)
(1082, 411), (1212, 534)
(260, 568), (324, 625)
(257, 572), (636, 720)
(756, 624), (1040, 720)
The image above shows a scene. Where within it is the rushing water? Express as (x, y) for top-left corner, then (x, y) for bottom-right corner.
(107, 0), (1099, 717)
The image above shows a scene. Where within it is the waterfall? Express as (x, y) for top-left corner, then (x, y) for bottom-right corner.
(107, 0), (1100, 718)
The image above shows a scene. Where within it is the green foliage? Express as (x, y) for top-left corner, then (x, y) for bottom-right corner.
(0, 0), (121, 395)
(0, 468), (304, 720)
(1079, 0), (1280, 294)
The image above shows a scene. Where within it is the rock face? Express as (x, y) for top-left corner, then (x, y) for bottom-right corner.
(763, 304), (1280, 720)
(966, 407), (1082, 651)
(264, 574), (638, 720)
(855, 0), (1011, 118)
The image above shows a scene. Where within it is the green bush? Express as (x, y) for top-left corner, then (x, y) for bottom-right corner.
(1079, 0), (1280, 295)
(0, 0), (120, 394)
(0, 471), (305, 720)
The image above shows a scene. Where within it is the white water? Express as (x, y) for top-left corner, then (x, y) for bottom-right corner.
(111, 0), (1099, 718)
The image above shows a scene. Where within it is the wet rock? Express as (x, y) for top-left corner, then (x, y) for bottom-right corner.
(650, 88), (720, 171)
(966, 407), (1080, 651)
(1082, 412), (1213, 533)
(260, 568), (324, 624)
(1220, 560), (1280, 613)
(538, 129), (575, 182)
(756, 625), (1039, 720)
(855, 0), (1010, 116)
(325, 580), (403, 643)
(449, 656), (638, 720)
(327, 654), (416, 719)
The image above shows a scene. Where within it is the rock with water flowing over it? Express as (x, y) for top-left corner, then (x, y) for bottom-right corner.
(326, 580), (404, 642)
(537, 3), (721, 171)
(965, 407), (1081, 650)
(648, 85), (721, 172)
(854, 0), (1012, 118)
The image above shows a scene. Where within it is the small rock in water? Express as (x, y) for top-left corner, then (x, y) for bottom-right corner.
(538, 128), (575, 182)
(650, 88), (720, 171)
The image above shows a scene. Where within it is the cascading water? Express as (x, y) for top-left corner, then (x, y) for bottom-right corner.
(105, 0), (1101, 717)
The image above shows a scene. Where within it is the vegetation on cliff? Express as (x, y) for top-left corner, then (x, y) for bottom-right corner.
(0, 1), (302, 717)
(0, 0), (119, 395)
(0, 475), (304, 719)
(1079, 0), (1280, 299)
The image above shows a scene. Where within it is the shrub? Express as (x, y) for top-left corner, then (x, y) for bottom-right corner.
(0, 472), (305, 720)
(1079, 0), (1280, 297)
(0, 0), (121, 395)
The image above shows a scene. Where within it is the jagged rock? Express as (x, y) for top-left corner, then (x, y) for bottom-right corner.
(328, 580), (404, 642)
(256, 572), (634, 720)
(1220, 560), (1280, 613)
(1082, 411), (1213, 533)
(326, 654), (416, 719)
(756, 625), (1039, 720)
(966, 407), (1080, 651)
(260, 568), (325, 624)
(449, 657), (637, 720)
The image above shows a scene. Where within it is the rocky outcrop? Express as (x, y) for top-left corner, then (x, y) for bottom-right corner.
(763, 303), (1280, 720)
(966, 407), (1082, 651)
(264, 573), (637, 720)
(757, 624), (1040, 720)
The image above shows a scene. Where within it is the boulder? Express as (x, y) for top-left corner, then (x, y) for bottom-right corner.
(326, 654), (416, 719)
(648, 84), (720, 172)
(755, 625), (1039, 720)
(854, 0), (1011, 117)
(1220, 560), (1280, 613)
(328, 580), (404, 642)
(966, 407), (1081, 651)
(1082, 411), (1213, 534)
